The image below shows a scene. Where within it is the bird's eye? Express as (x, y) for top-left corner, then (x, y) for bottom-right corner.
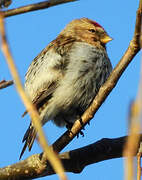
(89, 29), (96, 33)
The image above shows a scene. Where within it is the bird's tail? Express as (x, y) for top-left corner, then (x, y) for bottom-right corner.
(19, 124), (37, 159)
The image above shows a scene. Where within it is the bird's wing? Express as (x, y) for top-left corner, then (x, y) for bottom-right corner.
(22, 36), (76, 117)
(20, 36), (76, 159)
(22, 49), (62, 116)
(22, 81), (58, 117)
(32, 81), (58, 109)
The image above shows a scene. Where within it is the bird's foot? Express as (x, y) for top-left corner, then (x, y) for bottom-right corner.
(65, 121), (74, 135)
(87, 121), (90, 125)
(66, 122), (73, 130)
(76, 116), (85, 137)
(65, 116), (86, 137)
(77, 130), (84, 138)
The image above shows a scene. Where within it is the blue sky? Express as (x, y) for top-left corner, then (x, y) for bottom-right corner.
(0, 0), (140, 179)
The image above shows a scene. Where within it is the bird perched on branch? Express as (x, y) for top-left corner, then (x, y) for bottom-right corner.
(20, 18), (112, 159)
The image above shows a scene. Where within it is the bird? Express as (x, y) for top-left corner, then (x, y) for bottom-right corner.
(20, 18), (112, 159)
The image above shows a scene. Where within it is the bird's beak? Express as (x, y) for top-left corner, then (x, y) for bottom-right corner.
(100, 35), (113, 44)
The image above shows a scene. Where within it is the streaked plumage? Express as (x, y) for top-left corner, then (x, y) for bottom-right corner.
(20, 18), (112, 159)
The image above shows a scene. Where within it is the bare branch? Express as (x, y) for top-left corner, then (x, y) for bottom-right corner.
(137, 143), (142, 180)
(3, 0), (78, 18)
(0, 79), (13, 89)
(0, 136), (141, 180)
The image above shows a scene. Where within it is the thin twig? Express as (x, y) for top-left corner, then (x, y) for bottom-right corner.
(137, 153), (141, 180)
(0, 13), (67, 180)
(0, 79), (13, 89)
(136, 59), (142, 180)
(137, 143), (142, 180)
(123, 107), (140, 180)
(3, 0), (78, 18)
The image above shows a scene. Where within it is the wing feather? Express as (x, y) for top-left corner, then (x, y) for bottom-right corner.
(20, 36), (76, 158)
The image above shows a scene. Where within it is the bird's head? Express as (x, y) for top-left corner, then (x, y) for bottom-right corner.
(60, 18), (112, 46)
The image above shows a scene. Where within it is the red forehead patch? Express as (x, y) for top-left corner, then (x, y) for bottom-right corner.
(89, 20), (104, 30)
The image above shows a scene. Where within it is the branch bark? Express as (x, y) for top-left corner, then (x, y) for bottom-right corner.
(3, 0), (78, 18)
(0, 135), (141, 180)
(0, 79), (13, 89)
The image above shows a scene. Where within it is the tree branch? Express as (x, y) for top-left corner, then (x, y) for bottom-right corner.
(0, 79), (13, 89)
(3, 0), (78, 18)
(0, 135), (141, 180)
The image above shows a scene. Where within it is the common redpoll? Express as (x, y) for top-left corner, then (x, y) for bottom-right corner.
(20, 18), (112, 158)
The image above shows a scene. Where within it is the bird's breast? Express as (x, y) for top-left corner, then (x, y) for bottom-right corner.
(51, 42), (112, 113)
